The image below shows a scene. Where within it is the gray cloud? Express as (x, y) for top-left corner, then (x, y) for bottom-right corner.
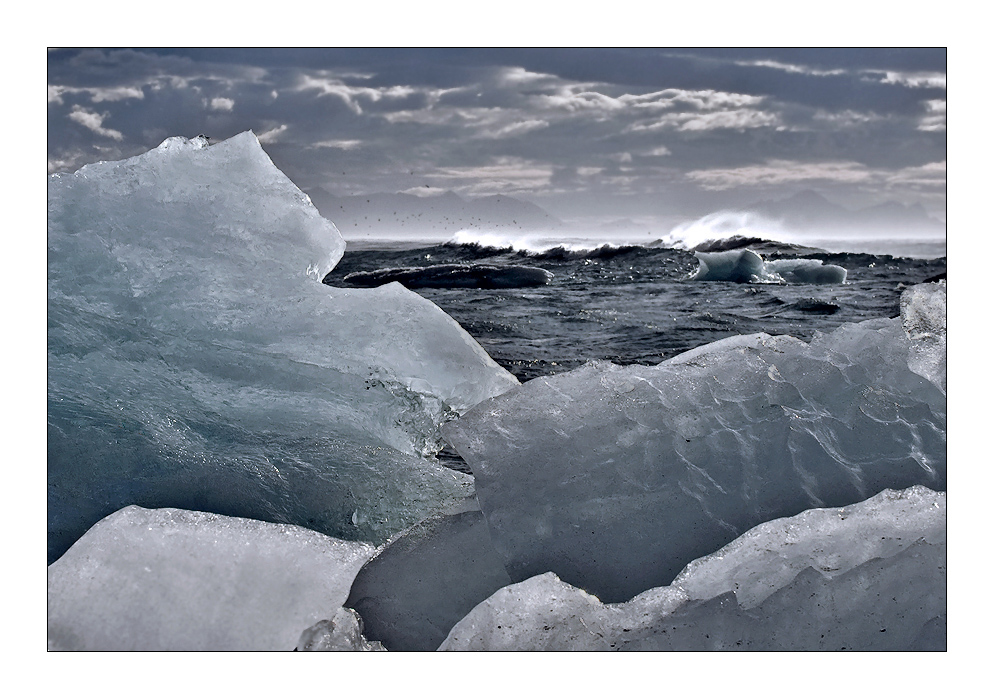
(47, 48), (946, 221)
(66, 105), (124, 141)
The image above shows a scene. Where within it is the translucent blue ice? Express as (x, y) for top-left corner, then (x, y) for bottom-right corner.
(48, 132), (518, 560)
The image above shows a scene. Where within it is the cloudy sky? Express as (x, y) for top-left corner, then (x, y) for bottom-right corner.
(47, 48), (946, 224)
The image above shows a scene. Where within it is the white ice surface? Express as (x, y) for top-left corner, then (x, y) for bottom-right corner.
(48, 506), (377, 651)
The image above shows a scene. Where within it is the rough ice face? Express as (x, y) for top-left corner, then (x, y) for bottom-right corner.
(295, 608), (387, 651)
(667, 484), (945, 608)
(344, 499), (512, 651)
(439, 487), (945, 651)
(901, 281), (946, 392)
(443, 283), (945, 602)
(48, 132), (517, 560)
(47, 506), (376, 651)
(692, 249), (847, 284)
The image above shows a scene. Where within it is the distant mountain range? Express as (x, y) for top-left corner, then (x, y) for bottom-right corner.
(743, 190), (945, 236)
(305, 187), (944, 240)
(304, 188), (563, 236)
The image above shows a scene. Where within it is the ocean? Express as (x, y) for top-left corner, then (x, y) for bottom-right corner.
(324, 236), (946, 383)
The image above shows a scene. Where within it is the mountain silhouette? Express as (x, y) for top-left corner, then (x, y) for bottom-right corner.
(304, 188), (563, 236)
(746, 190), (944, 235)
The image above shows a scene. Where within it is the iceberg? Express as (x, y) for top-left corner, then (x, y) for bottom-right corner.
(692, 249), (847, 284)
(443, 283), (945, 602)
(47, 506), (376, 651)
(344, 499), (512, 651)
(439, 486), (945, 651)
(48, 132), (518, 561)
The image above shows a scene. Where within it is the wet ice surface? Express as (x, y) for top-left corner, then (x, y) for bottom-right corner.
(344, 499), (512, 651)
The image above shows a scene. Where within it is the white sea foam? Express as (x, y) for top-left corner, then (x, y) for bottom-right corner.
(662, 210), (945, 258)
(448, 229), (617, 254)
(661, 211), (792, 250)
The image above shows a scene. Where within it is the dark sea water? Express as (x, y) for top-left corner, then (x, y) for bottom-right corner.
(323, 239), (947, 383)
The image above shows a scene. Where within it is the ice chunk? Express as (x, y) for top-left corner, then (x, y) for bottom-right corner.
(692, 249), (846, 284)
(47, 506), (376, 651)
(443, 284), (945, 602)
(48, 132), (517, 561)
(344, 499), (512, 651)
(692, 249), (767, 282)
(439, 487), (945, 651)
(766, 258), (848, 284)
(295, 608), (386, 651)
(901, 280), (946, 392)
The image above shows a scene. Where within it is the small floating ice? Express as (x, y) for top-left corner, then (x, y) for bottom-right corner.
(692, 249), (847, 284)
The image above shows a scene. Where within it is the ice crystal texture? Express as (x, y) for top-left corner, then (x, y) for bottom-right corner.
(48, 506), (376, 651)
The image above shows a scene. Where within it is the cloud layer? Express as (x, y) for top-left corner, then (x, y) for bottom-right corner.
(47, 48), (946, 221)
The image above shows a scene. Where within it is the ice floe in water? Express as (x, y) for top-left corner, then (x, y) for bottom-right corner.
(443, 282), (945, 602)
(47, 132), (518, 561)
(692, 249), (847, 284)
(47, 506), (377, 651)
(439, 486), (945, 651)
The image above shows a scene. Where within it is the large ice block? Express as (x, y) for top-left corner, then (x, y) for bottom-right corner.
(439, 486), (945, 651)
(48, 506), (376, 651)
(48, 133), (518, 560)
(344, 499), (512, 651)
(443, 283), (945, 602)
